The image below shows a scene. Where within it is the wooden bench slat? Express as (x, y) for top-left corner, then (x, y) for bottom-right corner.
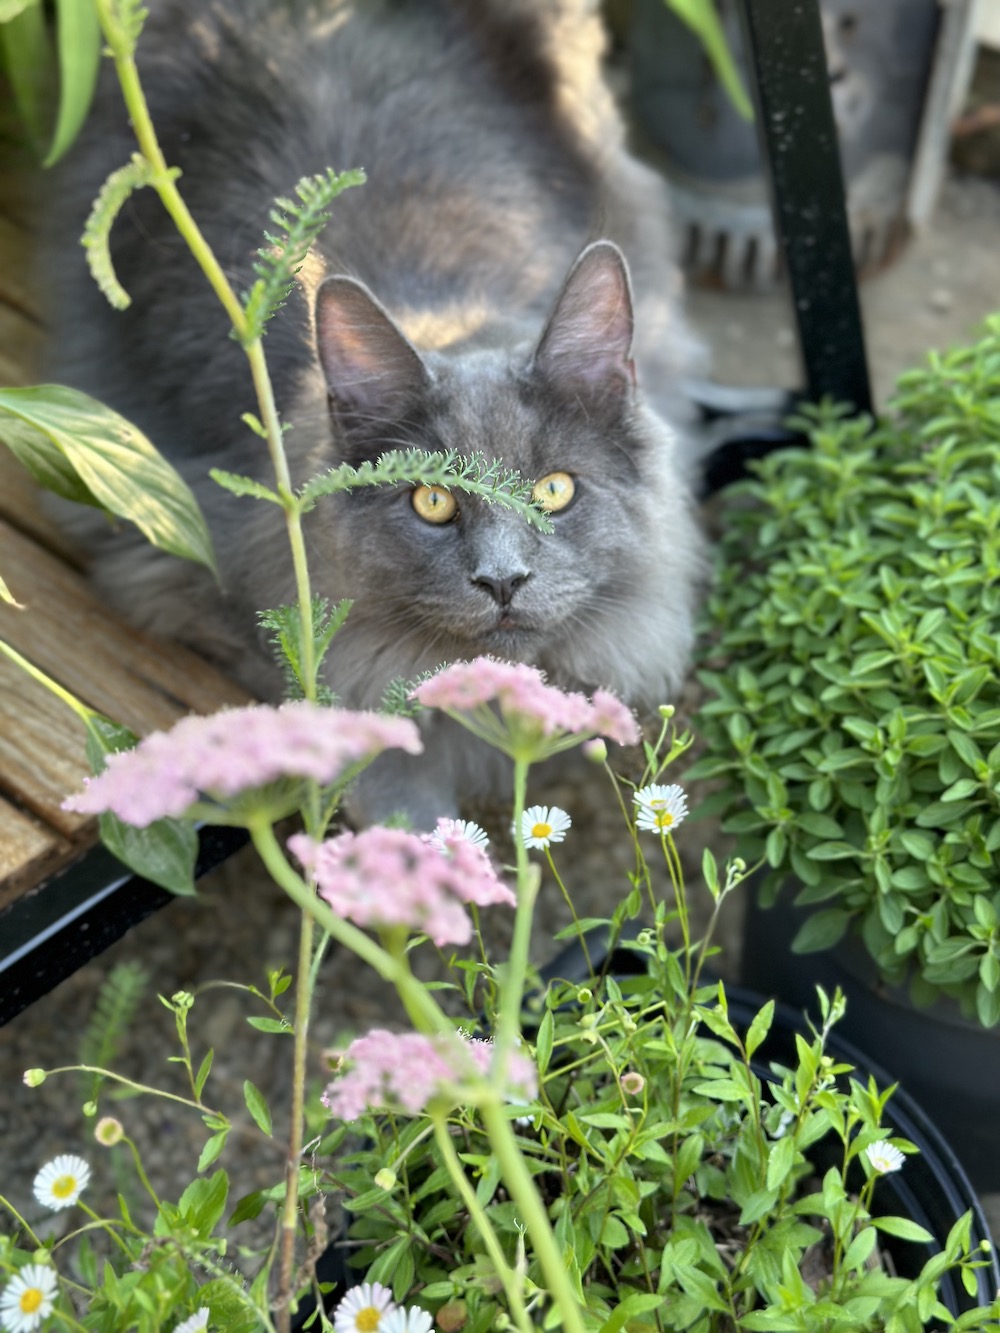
(0, 796), (71, 911)
(0, 518), (251, 725)
(0, 515), (251, 899)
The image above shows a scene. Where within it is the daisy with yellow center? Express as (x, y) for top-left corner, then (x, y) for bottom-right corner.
(633, 783), (688, 835)
(32, 1154), (91, 1211)
(519, 805), (571, 850)
(0, 1264), (58, 1333)
(333, 1281), (397, 1333)
(865, 1139), (906, 1175)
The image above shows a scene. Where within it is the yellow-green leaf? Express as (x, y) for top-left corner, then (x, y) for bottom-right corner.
(0, 385), (217, 574)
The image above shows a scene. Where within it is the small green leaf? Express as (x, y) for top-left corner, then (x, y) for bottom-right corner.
(745, 999), (774, 1059)
(194, 1049), (214, 1099)
(791, 909), (851, 953)
(765, 1134), (797, 1192)
(179, 1168), (229, 1238)
(243, 1080), (273, 1136)
(872, 1215), (934, 1244)
(534, 1008), (554, 1076)
(210, 468), (282, 504)
(246, 1016), (292, 1034)
(842, 1225), (878, 1272)
(197, 1129), (228, 1172)
(228, 1190), (267, 1227)
(598, 1292), (663, 1333)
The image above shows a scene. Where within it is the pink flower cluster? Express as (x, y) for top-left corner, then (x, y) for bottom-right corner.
(412, 657), (639, 745)
(323, 1028), (538, 1120)
(62, 704), (422, 827)
(289, 825), (515, 946)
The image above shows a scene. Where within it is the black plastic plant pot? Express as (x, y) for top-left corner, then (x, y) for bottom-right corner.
(741, 890), (1000, 1191)
(543, 939), (1000, 1318)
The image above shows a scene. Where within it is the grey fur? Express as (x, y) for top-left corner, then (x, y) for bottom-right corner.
(45, 0), (708, 823)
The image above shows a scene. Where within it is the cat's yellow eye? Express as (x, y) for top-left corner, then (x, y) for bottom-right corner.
(532, 471), (575, 513)
(412, 484), (458, 524)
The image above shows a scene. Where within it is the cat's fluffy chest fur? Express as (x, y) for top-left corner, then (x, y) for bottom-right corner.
(46, 0), (707, 824)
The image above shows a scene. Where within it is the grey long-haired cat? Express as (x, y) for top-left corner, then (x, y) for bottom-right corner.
(47, 0), (708, 825)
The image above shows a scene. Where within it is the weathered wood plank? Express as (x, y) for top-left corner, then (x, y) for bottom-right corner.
(0, 797), (72, 912)
(0, 518), (251, 894)
(0, 519), (251, 725)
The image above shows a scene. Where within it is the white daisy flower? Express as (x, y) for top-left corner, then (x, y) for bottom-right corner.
(174, 1310), (210, 1333)
(32, 1154), (91, 1211)
(333, 1281), (397, 1333)
(381, 1307), (434, 1333)
(428, 818), (490, 853)
(865, 1139), (906, 1174)
(518, 805), (571, 850)
(0, 1264), (58, 1333)
(633, 783), (688, 834)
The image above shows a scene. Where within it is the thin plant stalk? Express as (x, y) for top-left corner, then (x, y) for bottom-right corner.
(93, 0), (318, 697)
(430, 1110), (533, 1333)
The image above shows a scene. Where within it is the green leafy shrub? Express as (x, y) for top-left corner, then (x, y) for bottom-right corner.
(691, 322), (1000, 1025)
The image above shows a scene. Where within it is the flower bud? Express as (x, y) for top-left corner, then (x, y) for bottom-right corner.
(580, 1012), (598, 1029)
(582, 738), (607, 764)
(95, 1117), (125, 1147)
(23, 1069), (46, 1087)
(576, 987), (593, 1004)
(374, 1168), (397, 1191)
(82, 1101), (98, 1117)
(658, 704), (675, 720)
(437, 1301), (467, 1332)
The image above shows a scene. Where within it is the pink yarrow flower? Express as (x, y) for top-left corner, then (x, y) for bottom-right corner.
(411, 657), (638, 758)
(323, 1028), (538, 1120)
(290, 825), (515, 946)
(62, 704), (422, 827)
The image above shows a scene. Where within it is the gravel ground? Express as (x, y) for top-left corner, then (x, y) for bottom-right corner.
(5, 162), (1000, 1290)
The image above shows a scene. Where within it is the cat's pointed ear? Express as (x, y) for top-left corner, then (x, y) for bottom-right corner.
(532, 241), (636, 404)
(315, 275), (429, 419)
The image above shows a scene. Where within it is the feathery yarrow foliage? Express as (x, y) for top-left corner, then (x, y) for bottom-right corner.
(79, 960), (149, 1104)
(692, 320), (1000, 1024)
(242, 167), (366, 340)
(82, 154), (165, 310)
(298, 447), (553, 532)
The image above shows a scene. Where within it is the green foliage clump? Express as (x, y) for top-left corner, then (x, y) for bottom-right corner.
(691, 320), (1000, 1025)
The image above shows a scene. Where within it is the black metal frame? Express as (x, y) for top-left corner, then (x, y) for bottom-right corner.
(0, 0), (873, 1034)
(0, 828), (247, 1026)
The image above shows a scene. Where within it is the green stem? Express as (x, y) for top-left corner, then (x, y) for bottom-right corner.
(274, 907), (315, 1333)
(430, 1111), (533, 1333)
(94, 0), (318, 698)
(78, 1201), (134, 1259)
(123, 1133), (165, 1215)
(545, 847), (592, 974)
(480, 1100), (586, 1333)
(495, 760), (536, 1072)
(34, 1065), (227, 1120)
(0, 1196), (43, 1248)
